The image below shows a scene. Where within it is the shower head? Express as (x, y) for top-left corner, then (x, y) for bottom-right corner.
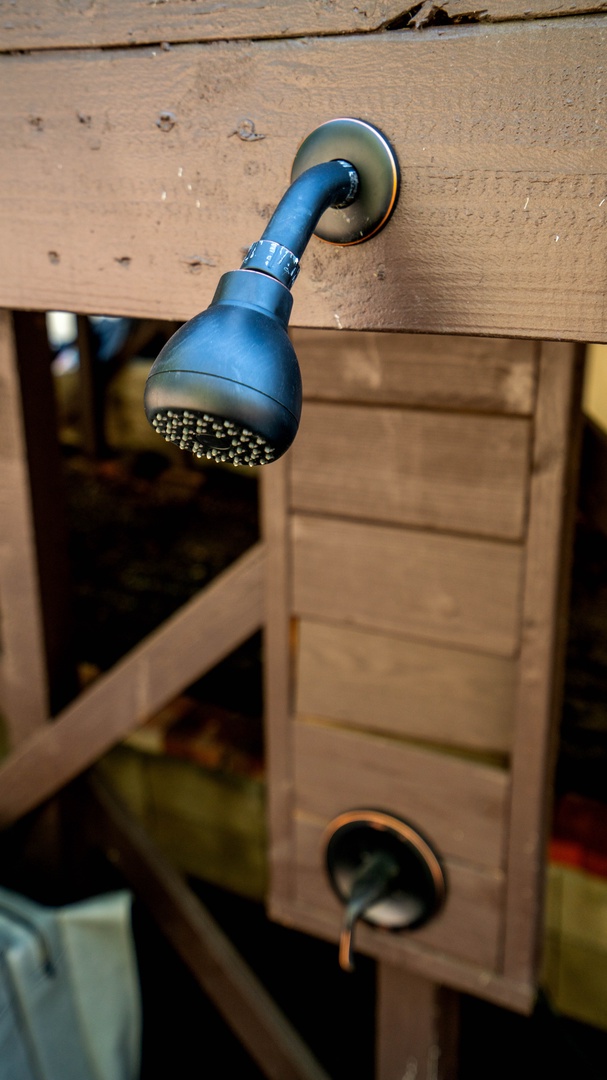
(144, 118), (399, 466)
(145, 269), (300, 466)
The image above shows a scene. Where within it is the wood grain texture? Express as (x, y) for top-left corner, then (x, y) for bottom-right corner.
(0, 542), (265, 828)
(0, 1), (601, 51)
(1, 19), (607, 341)
(503, 343), (583, 984)
(295, 619), (516, 753)
(292, 515), (524, 656)
(11, 312), (76, 715)
(294, 330), (538, 414)
(291, 403), (531, 538)
(87, 777), (331, 1080)
(0, 1), (421, 50)
(0, 311), (49, 743)
(293, 721), (509, 868)
(260, 460), (297, 905)
(294, 815), (504, 969)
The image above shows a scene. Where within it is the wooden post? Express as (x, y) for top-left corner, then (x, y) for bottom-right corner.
(11, 310), (76, 713)
(376, 964), (459, 1080)
(0, 311), (50, 742)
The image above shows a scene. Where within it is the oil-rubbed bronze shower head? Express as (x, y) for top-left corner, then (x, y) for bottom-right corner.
(144, 118), (399, 466)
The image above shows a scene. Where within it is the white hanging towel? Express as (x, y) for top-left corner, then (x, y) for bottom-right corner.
(0, 886), (141, 1080)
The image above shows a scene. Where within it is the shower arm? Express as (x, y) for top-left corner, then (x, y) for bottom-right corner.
(144, 118), (400, 466)
(240, 159), (359, 290)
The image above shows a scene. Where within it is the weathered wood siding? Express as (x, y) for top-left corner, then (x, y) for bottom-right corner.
(1, 19), (607, 341)
(0, 1), (603, 50)
(263, 330), (581, 1012)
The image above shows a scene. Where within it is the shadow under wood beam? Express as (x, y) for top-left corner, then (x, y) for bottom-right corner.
(0, 542), (266, 830)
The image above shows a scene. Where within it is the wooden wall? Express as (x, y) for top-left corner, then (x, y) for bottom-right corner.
(0, 6), (602, 1069)
(0, 15), (606, 342)
(263, 330), (582, 1012)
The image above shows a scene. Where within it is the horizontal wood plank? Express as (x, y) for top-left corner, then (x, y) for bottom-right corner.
(291, 403), (531, 539)
(292, 515), (524, 656)
(1, 19), (607, 340)
(0, 543), (265, 829)
(0, 2), (427, 50)
(293, 815), (504, 970)
(293, 721), (509, 868)
(268, 896), (533, 1013)
(296, 619), (516, 753)
(0, 2), (601, 51)
(294, 330), (537, 414)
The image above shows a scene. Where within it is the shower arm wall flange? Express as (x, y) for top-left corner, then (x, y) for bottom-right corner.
(239, 117), (400, 290)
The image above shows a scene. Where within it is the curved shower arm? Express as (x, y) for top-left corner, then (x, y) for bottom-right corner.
(144, 118), (399, 466)
(240, 159), (359, 289)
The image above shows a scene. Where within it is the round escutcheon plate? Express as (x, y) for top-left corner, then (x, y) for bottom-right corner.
(324, 809), (446, 931)
(290, 117), (400, 245)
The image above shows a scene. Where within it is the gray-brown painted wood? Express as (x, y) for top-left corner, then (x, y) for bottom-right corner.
(294, 815), (505, 969)
(0, 1), (602, 51)
(0, 312), (49, 743)
(296, 619), (516, 754)
(294, 330), (538, 414)
(291, 403), (531, 539)
(269, 889), (533, 1012)
(376, 965), (459, 1080)
(1, 19), (607, 341)
(0, 542), (265, 828)
(0, 1), (421, 50)
(260, 459), (297, 907)
(265, 331), (580, 1018)
(503, 342), (584, 985)
(292, 515), (525, 656)
(293, 721), (509, 868)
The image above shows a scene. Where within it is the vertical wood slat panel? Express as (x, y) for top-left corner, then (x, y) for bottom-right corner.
(503, 342), (584, 984)
(0, 543), (266, 828)
(11, 311), (76, 715)
(0, 311), (49, 744)
(292, 515), (525, 657)
(261, 459), (297, 908)
(291, 403), (531, 539)
(376, 964), (460, 1080)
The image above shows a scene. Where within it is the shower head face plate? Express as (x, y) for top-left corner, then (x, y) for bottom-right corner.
(291, 118), (400, 245)
(149, 408), (276, 467)
(143, 270), (301, 466)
